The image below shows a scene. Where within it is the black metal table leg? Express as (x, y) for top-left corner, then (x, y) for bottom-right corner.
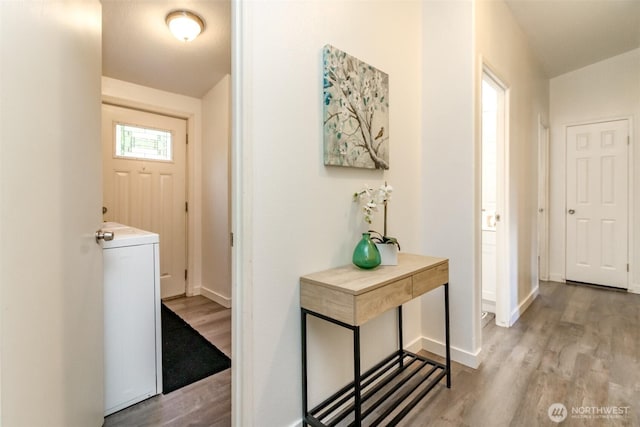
(398, 306), (404, 368)
(301, 310), (309, 425)
(353, 325), (362, 425)
(444, 283), (451, 388)
(301, 278), (451, 426)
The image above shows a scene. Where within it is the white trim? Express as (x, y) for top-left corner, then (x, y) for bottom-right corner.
(549, 273), (566, 283)
(200, 287), (232, 308)
(627, 118), (634, 294)
(629, 283), (640, 294)
(508, 285), (539, 326)
(232, 0), (253, 425)
(482, 289), (496, 302)
(537, 115), (550, 281)
(480, 64), (511, 331)
(482, 299), (496, 314)
(419, 337), (481, 369)
(405, 335), (424, 354)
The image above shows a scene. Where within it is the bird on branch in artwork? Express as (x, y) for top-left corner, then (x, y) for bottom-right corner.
(374, 127), (384, 140)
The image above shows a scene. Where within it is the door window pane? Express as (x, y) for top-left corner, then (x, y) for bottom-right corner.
(115, 123), (173, 161)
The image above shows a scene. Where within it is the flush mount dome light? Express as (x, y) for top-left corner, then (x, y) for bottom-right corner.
(166, 10), (205, 42)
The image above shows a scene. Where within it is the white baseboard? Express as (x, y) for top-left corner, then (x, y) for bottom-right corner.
(405, 335), (423, 354)
(628, 283), (640, 294)
(509, 285), (539, 326)
(482, 289), (496, 302)
(200, 286), (232, 308)
(418, 337), (480, 369)
(548, 273), (565, 283)
(482, 299), (496, 313)
(392, 335), (480, 369)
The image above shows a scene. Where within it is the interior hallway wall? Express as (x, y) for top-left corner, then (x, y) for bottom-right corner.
(202, 75), (232, 306)
(237, 1), (423, 424)
(474, 0), (549, 325)
(421, 0), (479, 366)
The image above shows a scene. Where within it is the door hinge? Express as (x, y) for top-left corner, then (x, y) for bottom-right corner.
(185, 201), (188, 212)
(627, 264), (630, 272)
(185, 269), (188, 280)
(186, 133), (189, 145)
(230, 232), (234, 247)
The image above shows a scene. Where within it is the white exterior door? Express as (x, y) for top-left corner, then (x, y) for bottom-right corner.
(102, 105), (187, 298)
(566, 120), (629, 288)
(0, 1), (104, 425)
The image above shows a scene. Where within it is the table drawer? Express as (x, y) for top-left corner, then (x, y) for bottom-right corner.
(355, 277), (412, 325)
(413, 262), (448, 297)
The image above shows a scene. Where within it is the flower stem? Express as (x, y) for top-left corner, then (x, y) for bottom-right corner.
(383, 180), (388, 236)
(384, 201), (387, 237)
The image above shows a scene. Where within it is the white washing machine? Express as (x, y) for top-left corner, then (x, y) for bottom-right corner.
(98, 222), (162, 416)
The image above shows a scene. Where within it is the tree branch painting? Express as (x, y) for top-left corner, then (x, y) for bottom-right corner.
(323, 45), (390, 170)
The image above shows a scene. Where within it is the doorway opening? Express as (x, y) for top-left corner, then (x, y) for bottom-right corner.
(101, 104), (188, 299)
(481, 68), (509, 329)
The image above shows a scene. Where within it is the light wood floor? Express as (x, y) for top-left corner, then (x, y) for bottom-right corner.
(103, 296), (231, 427)
(105, 282), (640, 426)
(399, 281), (640, 426)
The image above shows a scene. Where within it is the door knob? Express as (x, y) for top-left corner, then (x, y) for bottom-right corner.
(103, 206), (108, 215)
(95, 230), (115, 243)
(568, 209), (575, 215)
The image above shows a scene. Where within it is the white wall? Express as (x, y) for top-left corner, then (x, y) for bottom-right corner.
(475, 0), (549, 325)
(549, 49), (640, 290)
(421, 0), (479, 366)
(201, 75), (232, 306)
(238, 1), (423, 425)
(101, 77), (204, 296)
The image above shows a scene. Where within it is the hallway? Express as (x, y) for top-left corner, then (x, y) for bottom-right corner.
(400, 281), (640, 426)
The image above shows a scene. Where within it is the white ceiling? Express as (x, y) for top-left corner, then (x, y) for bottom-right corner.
(505, 0), (640, 78)
(101, 1), (639, 98)
(102, 0), (230, 98)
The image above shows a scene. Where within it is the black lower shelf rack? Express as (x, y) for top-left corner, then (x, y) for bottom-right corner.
(305, 349), (447, 427)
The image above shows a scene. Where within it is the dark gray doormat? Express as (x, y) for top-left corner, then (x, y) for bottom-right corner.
(161, 304), (231, 394)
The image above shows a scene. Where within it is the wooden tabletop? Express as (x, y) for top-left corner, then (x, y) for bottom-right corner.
(300, 253), (449, 326)
(300, 253), (448, 295)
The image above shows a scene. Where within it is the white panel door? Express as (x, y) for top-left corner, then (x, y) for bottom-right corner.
(102, 105), (187, 298)
(566, 120), (628, 288)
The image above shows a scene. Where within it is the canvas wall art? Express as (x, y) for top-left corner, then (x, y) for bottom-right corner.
(323, 45), (389, 170)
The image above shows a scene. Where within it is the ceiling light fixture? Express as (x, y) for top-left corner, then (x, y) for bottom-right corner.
(166, 10), (205, 42)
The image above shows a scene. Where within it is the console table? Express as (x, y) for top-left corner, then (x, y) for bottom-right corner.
(300, 253), (450, 426)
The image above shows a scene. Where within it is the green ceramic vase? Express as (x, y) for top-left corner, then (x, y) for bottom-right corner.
(352, 232), (381, 269)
